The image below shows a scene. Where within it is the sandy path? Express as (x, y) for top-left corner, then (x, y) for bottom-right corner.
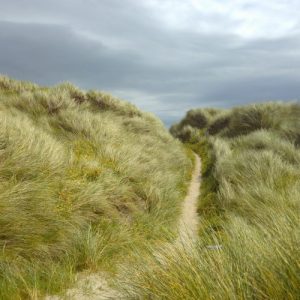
(177, 153), (201, 242)
(45, 154), (201, 300)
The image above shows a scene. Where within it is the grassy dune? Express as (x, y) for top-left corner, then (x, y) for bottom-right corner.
(0, 75), (192, 299)
(119, 102), (300, 299)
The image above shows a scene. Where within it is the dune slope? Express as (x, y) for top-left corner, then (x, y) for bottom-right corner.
(0, 75), (192, 299)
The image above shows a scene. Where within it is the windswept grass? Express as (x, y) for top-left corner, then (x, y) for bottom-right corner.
(117, 213), (299, 299)
(118, 101), (300, 299)
(0, 75), (192, 299)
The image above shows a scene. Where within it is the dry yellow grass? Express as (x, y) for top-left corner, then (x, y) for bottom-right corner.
(117, 102), (300, 299)
(0, 75), (192, 299)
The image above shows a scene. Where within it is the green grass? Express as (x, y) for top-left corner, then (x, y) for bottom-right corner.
(0, 75), (193, 299)
(116, 213), (299, 299)
(2, 75), (299, 299)
(116, 101), (300, 299)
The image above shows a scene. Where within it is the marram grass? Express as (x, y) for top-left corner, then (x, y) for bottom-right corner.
(118, 101), (300, 299)
(0, 75), (192, 299)
(1, 75), (299, 299)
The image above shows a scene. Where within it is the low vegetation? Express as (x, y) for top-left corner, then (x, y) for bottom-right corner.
(119, 102), (300, 299)
(2, 75), (299, 299)
(0, 75), (192, 299)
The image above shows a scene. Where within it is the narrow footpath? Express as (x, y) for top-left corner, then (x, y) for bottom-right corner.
(177, 153), (201, 242)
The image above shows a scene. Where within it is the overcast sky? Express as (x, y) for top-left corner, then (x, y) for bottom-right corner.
(1, 0), (300, 125)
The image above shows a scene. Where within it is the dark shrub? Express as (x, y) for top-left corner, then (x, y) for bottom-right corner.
(226, 104), (278, 137)
(182, 109), (208, 129)
(208, 115), (230, 135)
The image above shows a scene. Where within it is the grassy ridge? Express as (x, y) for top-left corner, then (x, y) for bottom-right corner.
(0, 75), (192, 299)
(118, 102), (300, 299)
(171, 102), (300, 223)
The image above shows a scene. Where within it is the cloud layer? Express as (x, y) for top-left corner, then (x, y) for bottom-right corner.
(1, 0), (300, 125)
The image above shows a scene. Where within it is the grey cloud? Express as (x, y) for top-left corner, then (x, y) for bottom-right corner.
(0, 0), (300, 125)
(0, 21), (144, 86)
